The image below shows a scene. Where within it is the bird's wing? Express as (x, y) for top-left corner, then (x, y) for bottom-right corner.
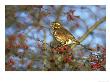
(60, 28), (80, 44)
(53, 30), (67, 42)
(60, 28), (75, 39)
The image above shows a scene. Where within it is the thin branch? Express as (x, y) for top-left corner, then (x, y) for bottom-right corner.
(71, 16), (106, 48)
(56, 5), (64, 21)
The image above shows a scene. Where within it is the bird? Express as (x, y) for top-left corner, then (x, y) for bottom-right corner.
(50, 21), (80, 46)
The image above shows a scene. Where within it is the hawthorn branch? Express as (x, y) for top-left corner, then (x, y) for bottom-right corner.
(71, 16), (106, 48)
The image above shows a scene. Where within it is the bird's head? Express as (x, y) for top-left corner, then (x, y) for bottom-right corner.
(50, 21), (62, 30)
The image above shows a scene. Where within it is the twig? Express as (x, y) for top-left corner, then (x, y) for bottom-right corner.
(71, 16), (106, 48)
(56, 5), (64, 21)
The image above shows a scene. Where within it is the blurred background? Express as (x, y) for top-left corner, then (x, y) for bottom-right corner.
(5, 5), (106, 71)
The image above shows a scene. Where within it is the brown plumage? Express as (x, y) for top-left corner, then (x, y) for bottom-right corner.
(50, 21), (80, 45)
